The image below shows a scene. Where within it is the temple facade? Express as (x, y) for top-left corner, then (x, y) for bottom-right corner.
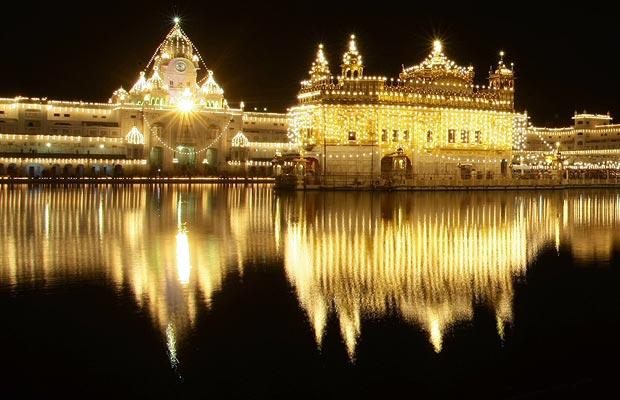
(288, 36), (523, 185)
(0, 20), (289, 178)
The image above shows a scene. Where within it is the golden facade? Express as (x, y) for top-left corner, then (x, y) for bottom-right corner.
(289, 37), (521, 183)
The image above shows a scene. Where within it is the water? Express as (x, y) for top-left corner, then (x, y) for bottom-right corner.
(2, 185), (620, 398)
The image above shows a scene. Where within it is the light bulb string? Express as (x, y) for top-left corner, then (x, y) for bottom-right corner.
(142, 112), (232, 155)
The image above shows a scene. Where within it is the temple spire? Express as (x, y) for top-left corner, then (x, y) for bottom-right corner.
(341, 34), (363, 79)
(309, 44), (331, 81)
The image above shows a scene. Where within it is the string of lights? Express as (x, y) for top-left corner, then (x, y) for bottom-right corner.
(142, 112), (232, 155)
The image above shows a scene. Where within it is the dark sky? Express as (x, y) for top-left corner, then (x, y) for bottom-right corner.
(1, 1), (618, 126)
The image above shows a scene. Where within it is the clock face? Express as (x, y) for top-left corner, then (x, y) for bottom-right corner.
(175, 61), (187, 72)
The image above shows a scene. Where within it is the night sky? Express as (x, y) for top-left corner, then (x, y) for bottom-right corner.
(1, 2), (617, 127)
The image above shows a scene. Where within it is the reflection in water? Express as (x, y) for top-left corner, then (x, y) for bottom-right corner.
(2, 185), (620, 363)
(279, 191), (620, 357)
(0, 185), (279, 371)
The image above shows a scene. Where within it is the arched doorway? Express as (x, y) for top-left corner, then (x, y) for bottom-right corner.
(114, 164), (123, 177)
(7, 163), (17, 177)
(501, 159), (509, 177)
(51, 164), (61, 177)
(76, 164), (85, 178)
(0, 163), (4, 176)
(64, 164), (73, 177)
(381, 149), (412, 181)
(25, 164), (44, 178)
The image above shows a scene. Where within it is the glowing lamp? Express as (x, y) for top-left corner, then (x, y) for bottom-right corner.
(177, 98), (195, 112)
(433, 40), (443, 53)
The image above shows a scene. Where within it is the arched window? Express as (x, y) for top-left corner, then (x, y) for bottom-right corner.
(427, 130), (433, 143)
(448, 129), (456, 143)
(461, 130), (470, 143)
(475, 131), (482, 144)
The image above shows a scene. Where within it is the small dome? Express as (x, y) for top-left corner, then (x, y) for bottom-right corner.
(341, 34), (363, 78)
(130, 71), (148, 94)
(112, 87), (129, 103)
(147, 66), (167, 91)
(126, 126), (145, 145)
(159, 23), (194, 61)
(201, 70), (224, 96)
(231, 131), (249, 147)
(400, 40), (474, 85)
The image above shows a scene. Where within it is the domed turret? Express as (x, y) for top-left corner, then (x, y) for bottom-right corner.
(400, 40), (474, 88)
(147, 66), (167, 91)
(113, 19), (228, 108)
(129, 71), (148, 94)
(488, 50), (515, 109)
(111, 87), (129, 104)
(341, 34), (363, 78)
(199, 70), (226, 108)
(489, 50), (514, 90)
(158, 19), (196, 62)
(309, 44), (331, 82)
(126, 126), (145, 145)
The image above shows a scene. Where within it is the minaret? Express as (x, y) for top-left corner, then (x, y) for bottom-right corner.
(488, 50), (515, 109)
(341, 34), (363, 79)
(309, 44), (331, 82)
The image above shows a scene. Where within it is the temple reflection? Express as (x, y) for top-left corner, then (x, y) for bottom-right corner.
(278, 190), (620, 357)
(2, 186), (620, 362)
(0, 184), (279, 369)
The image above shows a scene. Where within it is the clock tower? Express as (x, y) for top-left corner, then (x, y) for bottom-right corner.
(163, 57), (198, 100)
(152, 19), (201, 102)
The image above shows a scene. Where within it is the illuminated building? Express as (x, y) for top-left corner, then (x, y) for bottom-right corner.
(0, 19), (289, 178)
(289, 36), (521, 184)
(523, 113), (620, 170)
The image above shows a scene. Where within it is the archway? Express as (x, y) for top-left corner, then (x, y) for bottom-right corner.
(51, 164), (61, 177)
(381, 150), (412, 180)
(64, 164), (74, 177)
(0, 163), (4, 176)
(25, 164), (44, 178)
(8, 163), (17, 177)
(76, 164), (85, 178)
(114, 164), (124, 177)
(501, 159), (509, 177)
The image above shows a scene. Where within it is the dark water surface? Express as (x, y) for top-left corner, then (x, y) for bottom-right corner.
(1, 185), (620, 398)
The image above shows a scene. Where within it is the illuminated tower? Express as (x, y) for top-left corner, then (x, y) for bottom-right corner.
(153, 18), (201, 102)
(488, 51), (515, 110)
(309, 44), (331, 82)
(341, 34), (363, 78)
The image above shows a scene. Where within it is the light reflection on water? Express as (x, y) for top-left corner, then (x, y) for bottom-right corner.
(1, 185), (620, 364)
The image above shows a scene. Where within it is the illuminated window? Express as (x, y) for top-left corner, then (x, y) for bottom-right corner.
(427, 130), (433, 142)
(461, 130), (469, 143)
(475, 130), (482, 143)
(348, 131), (356, 141)
(448, 129), (456, 143)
